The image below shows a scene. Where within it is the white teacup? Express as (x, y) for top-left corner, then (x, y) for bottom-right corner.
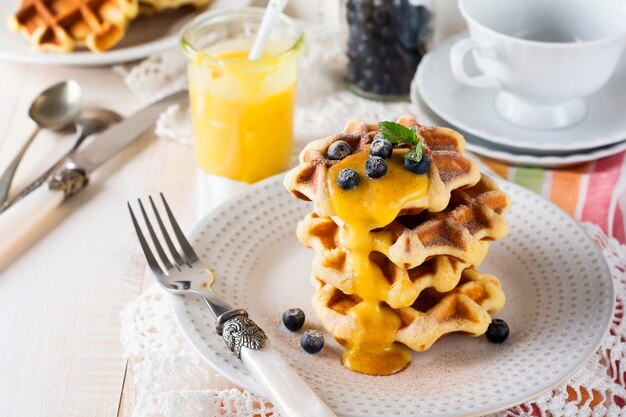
(450, 0), (626, 130)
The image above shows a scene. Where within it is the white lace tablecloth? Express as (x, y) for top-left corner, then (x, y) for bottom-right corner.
(116, 26), (626, 417)
(121, 224), (626, 417)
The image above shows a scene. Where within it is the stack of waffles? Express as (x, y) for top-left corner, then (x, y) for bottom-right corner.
(7, 0), (210, 52)
(284, 116), (510, 375)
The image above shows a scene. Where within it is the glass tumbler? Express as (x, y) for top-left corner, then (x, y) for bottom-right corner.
(181, 8), (304, 184)
(345, 0), (433, 101)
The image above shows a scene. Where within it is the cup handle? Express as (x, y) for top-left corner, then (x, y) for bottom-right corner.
(450, 38), (500, 88)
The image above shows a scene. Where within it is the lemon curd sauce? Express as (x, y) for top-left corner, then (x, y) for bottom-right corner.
(327, 148), (429, 375)
(187, 38), (299, 183)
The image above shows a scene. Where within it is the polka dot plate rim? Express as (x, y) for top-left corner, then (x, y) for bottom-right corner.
(170, 173), (614, 417)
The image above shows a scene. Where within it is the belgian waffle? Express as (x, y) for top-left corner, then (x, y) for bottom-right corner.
(8, 0), (139, 52)
(284, 115), (481, 218)
(297, 174), (510, 308)
(311, 269), (505, 353)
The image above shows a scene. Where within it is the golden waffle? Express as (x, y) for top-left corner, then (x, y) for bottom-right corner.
(8, 0), (139, 52)
(311, 269), (505, 354)
(298, 174), (510, 308)
(138, 0), (210, 14)
(284, 116), (509, 375)
(284, 115), (481, 218)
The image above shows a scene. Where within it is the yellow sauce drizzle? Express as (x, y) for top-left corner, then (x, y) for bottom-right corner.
(327, 148), (429, 375)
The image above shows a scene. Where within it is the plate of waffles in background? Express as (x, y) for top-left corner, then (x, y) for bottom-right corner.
(170, 117), (614, 416)
(0, 0), (250, 66)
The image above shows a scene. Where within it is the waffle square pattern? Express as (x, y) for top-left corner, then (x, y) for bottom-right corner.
(7, 0), (211, 52)
(284, 116), (510, 375)
(8, 0), (139, 52)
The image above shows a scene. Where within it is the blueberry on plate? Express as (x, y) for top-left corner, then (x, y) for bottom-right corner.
(282, 308), (305, 331)
(486, 319), (509, 343)
(301, 330), (324, 354)
(327, 140), (353, 160)
(337, 168), (359, 190)
(370, 135), (392, 159)
(403, 153), (429, 174)
(365, 156), (388, 179)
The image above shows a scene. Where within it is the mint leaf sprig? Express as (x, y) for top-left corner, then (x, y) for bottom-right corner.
(378, 121), (424, 163)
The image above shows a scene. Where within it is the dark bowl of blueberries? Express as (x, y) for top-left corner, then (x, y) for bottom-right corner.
(345, 0), (432, 101)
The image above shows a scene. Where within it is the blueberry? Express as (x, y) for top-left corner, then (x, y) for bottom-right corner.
(369, 82), (385, 95)
(379, 25), (396, 40)
(403, 153), (429, 174)
(365, 156), (387, 179)
(370, 135), (392, 158)
(327, 140), (353, 160)
(486, 319), (509, 343)
(282, 308), (305, 331)
(372, 8), (391, 25)
(337, 168), (359, 190)
(300, 330), (324, 354)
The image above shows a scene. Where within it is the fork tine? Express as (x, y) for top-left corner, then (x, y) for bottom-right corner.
(149, 195), (187, 268)
(127, 202), (166, 278)
(160, 192), (199, 264)
(138, 198), (176, 272)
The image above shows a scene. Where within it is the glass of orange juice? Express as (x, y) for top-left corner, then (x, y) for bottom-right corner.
(181, 8), (304, 184)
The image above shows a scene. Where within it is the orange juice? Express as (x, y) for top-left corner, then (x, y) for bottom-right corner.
(187, 38), (300, 183)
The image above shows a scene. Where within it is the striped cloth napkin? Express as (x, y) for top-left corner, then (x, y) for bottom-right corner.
(483, 153), (626, 244)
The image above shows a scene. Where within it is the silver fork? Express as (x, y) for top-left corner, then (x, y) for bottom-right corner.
(128, 194), (336, 417)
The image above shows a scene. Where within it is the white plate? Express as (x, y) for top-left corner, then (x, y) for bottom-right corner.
(415, 33), (626, 152)
(0, 5), (199, 66)
(411, 83), (626, 168)
(171, 174), (614, 417)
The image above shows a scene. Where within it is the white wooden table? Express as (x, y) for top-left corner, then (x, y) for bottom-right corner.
(0, 3), (467, 415)
(0, 62), (198, 417)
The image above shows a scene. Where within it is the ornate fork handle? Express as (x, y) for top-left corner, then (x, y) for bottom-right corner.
(216, 308), (268, 359)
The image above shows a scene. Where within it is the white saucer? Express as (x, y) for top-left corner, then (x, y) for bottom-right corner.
(411, 84), (626, 168)
(170, 174), (613, 417)
(415, 33), (626, 152)
(466, 135), (626, 169)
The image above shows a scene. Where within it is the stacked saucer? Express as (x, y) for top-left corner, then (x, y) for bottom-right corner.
(412, 34), (626, 168)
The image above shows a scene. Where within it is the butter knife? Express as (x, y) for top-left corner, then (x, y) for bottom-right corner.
(0, 91), (187, 255)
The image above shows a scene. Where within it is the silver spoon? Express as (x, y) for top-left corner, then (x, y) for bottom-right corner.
(0, 80), (82, 205)
(0, 108), (122, 212)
